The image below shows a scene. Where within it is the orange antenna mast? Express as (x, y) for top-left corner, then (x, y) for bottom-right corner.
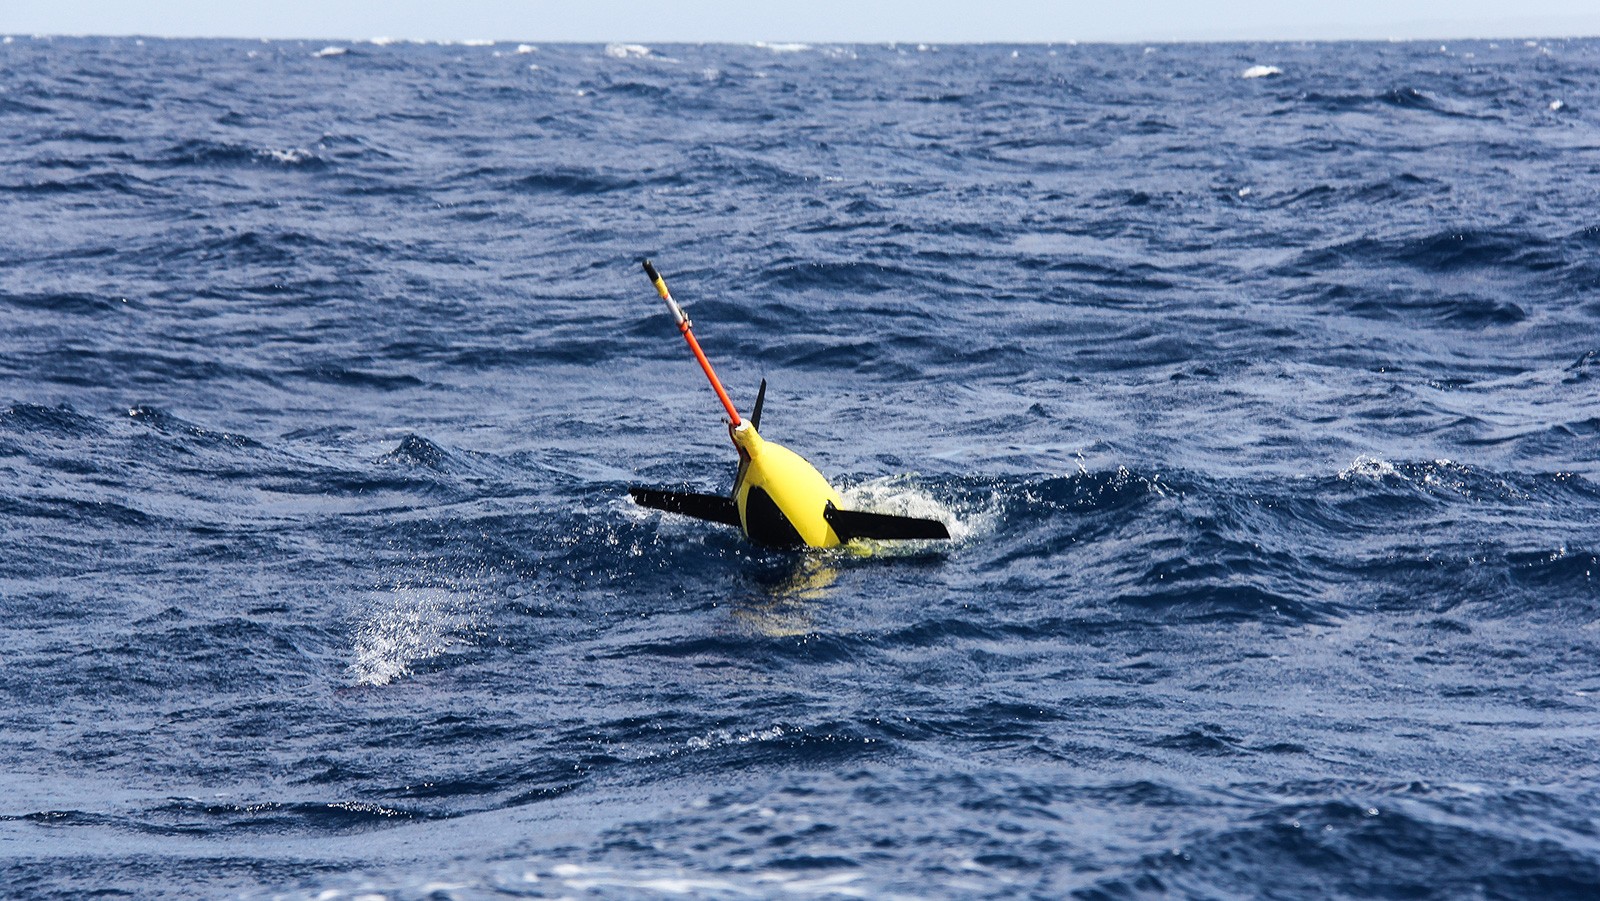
(642, 260), (743, 427)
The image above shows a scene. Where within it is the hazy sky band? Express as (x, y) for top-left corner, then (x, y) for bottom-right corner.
(5, 0), (1600, 43)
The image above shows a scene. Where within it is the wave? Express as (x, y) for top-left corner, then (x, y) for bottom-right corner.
(152, 139), (328, 169)
(0, 402), (102, 435)
(1274, 227), (1600, 308)
(125, 404), (263, 448)
(1332, 288), (1526, 328)
(506, 167), (675, 195)
(378, 433), (449, 470)
(618, 459), (1590, 631)
(1085, 791), (1600, 898)
(145, 228), (401, 273)
(1296, 86), (1492, 119)
(0, 171), (153, 195)
(757, 258), (931, 295)
(0, 96), (55, 115)
(290, 364), (425, 391)
(148, 797), (424, 833)
(1265, 173), (1449, 209)
(0, 290), (130, 316)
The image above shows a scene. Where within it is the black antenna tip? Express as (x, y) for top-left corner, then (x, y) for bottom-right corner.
(642, 259), (660, 281)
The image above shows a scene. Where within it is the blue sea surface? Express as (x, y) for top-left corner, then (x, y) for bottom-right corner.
(2, 35), (1599, 899)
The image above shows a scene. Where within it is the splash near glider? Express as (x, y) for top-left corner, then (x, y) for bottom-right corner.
(629, 260), (951, 549)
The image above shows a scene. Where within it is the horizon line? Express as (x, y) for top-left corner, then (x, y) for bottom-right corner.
(6, 32), (1599, 46)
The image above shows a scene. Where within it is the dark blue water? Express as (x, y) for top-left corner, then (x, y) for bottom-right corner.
(2, 34), (1599, 899)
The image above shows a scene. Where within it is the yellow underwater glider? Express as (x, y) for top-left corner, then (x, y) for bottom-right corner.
(629, 260), (951, 549)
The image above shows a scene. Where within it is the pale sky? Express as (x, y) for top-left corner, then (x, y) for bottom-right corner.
(3, 0), (1600, 44)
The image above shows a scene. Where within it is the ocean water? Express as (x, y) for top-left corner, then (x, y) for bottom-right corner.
(2, 34), (1599, 899)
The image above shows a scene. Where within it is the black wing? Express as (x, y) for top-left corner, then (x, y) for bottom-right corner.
(630, 488), (742, 527)
(823, 501), (950, 541)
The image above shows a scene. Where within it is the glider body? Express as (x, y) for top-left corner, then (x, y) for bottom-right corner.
(629, 260), (950, 549)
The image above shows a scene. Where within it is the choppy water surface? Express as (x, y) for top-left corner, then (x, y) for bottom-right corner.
(2, 35), (1599, 899)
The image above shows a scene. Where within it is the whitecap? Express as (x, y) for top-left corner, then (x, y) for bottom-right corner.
(348, 586), (484, 686)
(1242, 65), (1282, 79)
(755, 41), (811, 53)
(686, 725), (786, 751)
(313, 46), (348, 58)
(258, 147), (315, 165)
(605, 43), (651, 59)
(1418, 458), (1474, 495)
(1550, 99), (1566, 111)
(515, 43), (537, 54)
(461, 39), (494, 47)
(528, 862), (753, 897)
(1338, 454), (1398, 481)
(368, 36), (399, 46)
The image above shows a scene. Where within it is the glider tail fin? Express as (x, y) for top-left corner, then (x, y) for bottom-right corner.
(751, 378), (767, 431)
